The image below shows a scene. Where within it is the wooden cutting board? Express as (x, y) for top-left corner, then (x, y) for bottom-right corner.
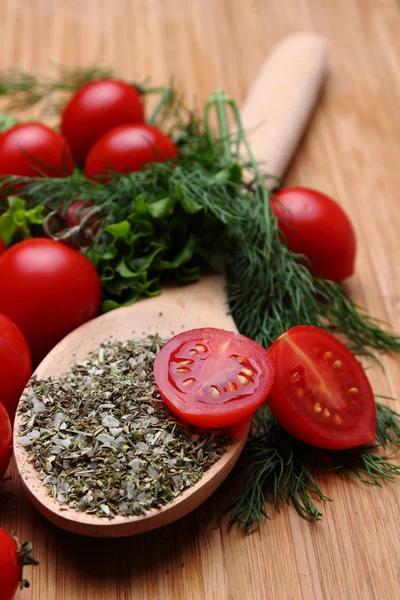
(1, 1), (399, 599)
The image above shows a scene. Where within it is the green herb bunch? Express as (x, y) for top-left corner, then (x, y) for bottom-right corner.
(0, 69), (399, 528)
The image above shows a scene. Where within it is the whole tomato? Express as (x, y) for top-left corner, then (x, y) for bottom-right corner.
(271, 187), (356, 282)
(65, 200), (101, 236)
(0, 402), (12, 481)
(0, 123), (74, 178)
(61, 79), (145, 163)
(84, 123), (178, 182)
(0, 528), (38, 600)
(0, 314), (32, 419)
(0, 239), (102, 363)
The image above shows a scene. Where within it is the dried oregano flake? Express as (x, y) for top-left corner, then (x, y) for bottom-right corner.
(18, 335), (231, 518)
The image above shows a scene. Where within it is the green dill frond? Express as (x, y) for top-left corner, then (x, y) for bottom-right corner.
(229, 403), (400, 531)
(0, 66), (116, 112)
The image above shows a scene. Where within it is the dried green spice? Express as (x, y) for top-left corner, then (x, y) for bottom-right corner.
(18, 335), (230, 518)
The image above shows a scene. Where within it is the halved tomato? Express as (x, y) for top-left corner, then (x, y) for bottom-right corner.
(154, 328), (274, 428)
(267, 325), (376, 449)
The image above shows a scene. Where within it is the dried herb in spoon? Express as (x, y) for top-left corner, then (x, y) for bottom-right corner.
(18, 335), (231, 518)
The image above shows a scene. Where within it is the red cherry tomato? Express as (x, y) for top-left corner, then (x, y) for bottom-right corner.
(154, 328), (275, 428)
(0, 402), (12, 481)
(0, 239), (101, 364)
(0, 528), (37, 600)
(65, 200), (101, 237)
(0, 238), (5, 256)
(84, 123), (178, 181)
(61, 79), (145, 164)
(271, 187), (356, 282)
(267, 325), (376, 450)
(0, 314), (32, 420)
(0, 123), (74, 178)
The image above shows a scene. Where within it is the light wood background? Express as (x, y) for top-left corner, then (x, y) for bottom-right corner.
(1, 1), (400, 599)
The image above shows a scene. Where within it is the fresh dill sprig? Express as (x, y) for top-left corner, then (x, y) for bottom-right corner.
(0, 66), (116, 112)
(229, 402), (400, 531)
(0, 71), (399, 529)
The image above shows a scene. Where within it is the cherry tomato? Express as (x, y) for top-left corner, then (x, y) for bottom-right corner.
(84, 123), (178, 181)
(154, 328), (275, 428)
(0, 402), (12, 481)
(65, 200), (101, 235)
(61, 79), (145, 164)
(0, 528), (38, 600)
(0, 314), (32, 420)
(0, 239), (102, 364)
(0, 123), (74, 178)
(0, 238), (5, 255)
(267, 325), (376, 449)
(271, 187), (356, 282)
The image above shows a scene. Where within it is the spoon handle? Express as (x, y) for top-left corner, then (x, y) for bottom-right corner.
(240, 32), (328, 180)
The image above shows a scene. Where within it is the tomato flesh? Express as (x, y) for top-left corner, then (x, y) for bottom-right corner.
(0, 402), (12, 480)
(267, 325), (376, 449)
(154, 328), (274, 428)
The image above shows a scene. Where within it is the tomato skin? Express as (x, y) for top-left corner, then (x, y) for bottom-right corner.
(0, 238), (5, 255)
(61, 79), (145, 164)
(154, 328), (275, 428)
(0, 528), (20, 600)
(271, 187), (356, 282)
(0, 402), (12, 481)
(84, 123), (178, 181)
(0, 239), (102, 364)
(65, 200), (101, 237)
(0, 314), (32, 419)
(267, 325), (376, 450)
(0, 123), (74, 179)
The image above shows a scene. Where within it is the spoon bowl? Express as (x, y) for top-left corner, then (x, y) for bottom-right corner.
(14, 277), (251, 537)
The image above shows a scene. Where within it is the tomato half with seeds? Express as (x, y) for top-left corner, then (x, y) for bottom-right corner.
(267, 325), (376, 450)
(154, 328), (274, 428)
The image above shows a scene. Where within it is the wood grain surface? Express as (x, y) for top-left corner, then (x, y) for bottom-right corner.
(1, 1), (400, 599)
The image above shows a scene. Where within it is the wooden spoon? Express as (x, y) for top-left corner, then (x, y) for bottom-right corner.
(14, 32), (328, 538)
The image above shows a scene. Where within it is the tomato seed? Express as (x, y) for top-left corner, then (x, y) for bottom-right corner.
(314, 403), (322, 413)
(323, 351), (332, 360)
(238, 374), (249, 385)
(323, 408), (330, 417)
(176, 367), (191, 373)
(334, 414), (342, 425)
(348, 387), (359, 395)
(182, 378), (195, 385)
(229, 382), (237, 391)
(210, 386), (220, 397)
(195, 344), (207, 352)
(242, 367), (254, 377)
(333, 360), (342, 368)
